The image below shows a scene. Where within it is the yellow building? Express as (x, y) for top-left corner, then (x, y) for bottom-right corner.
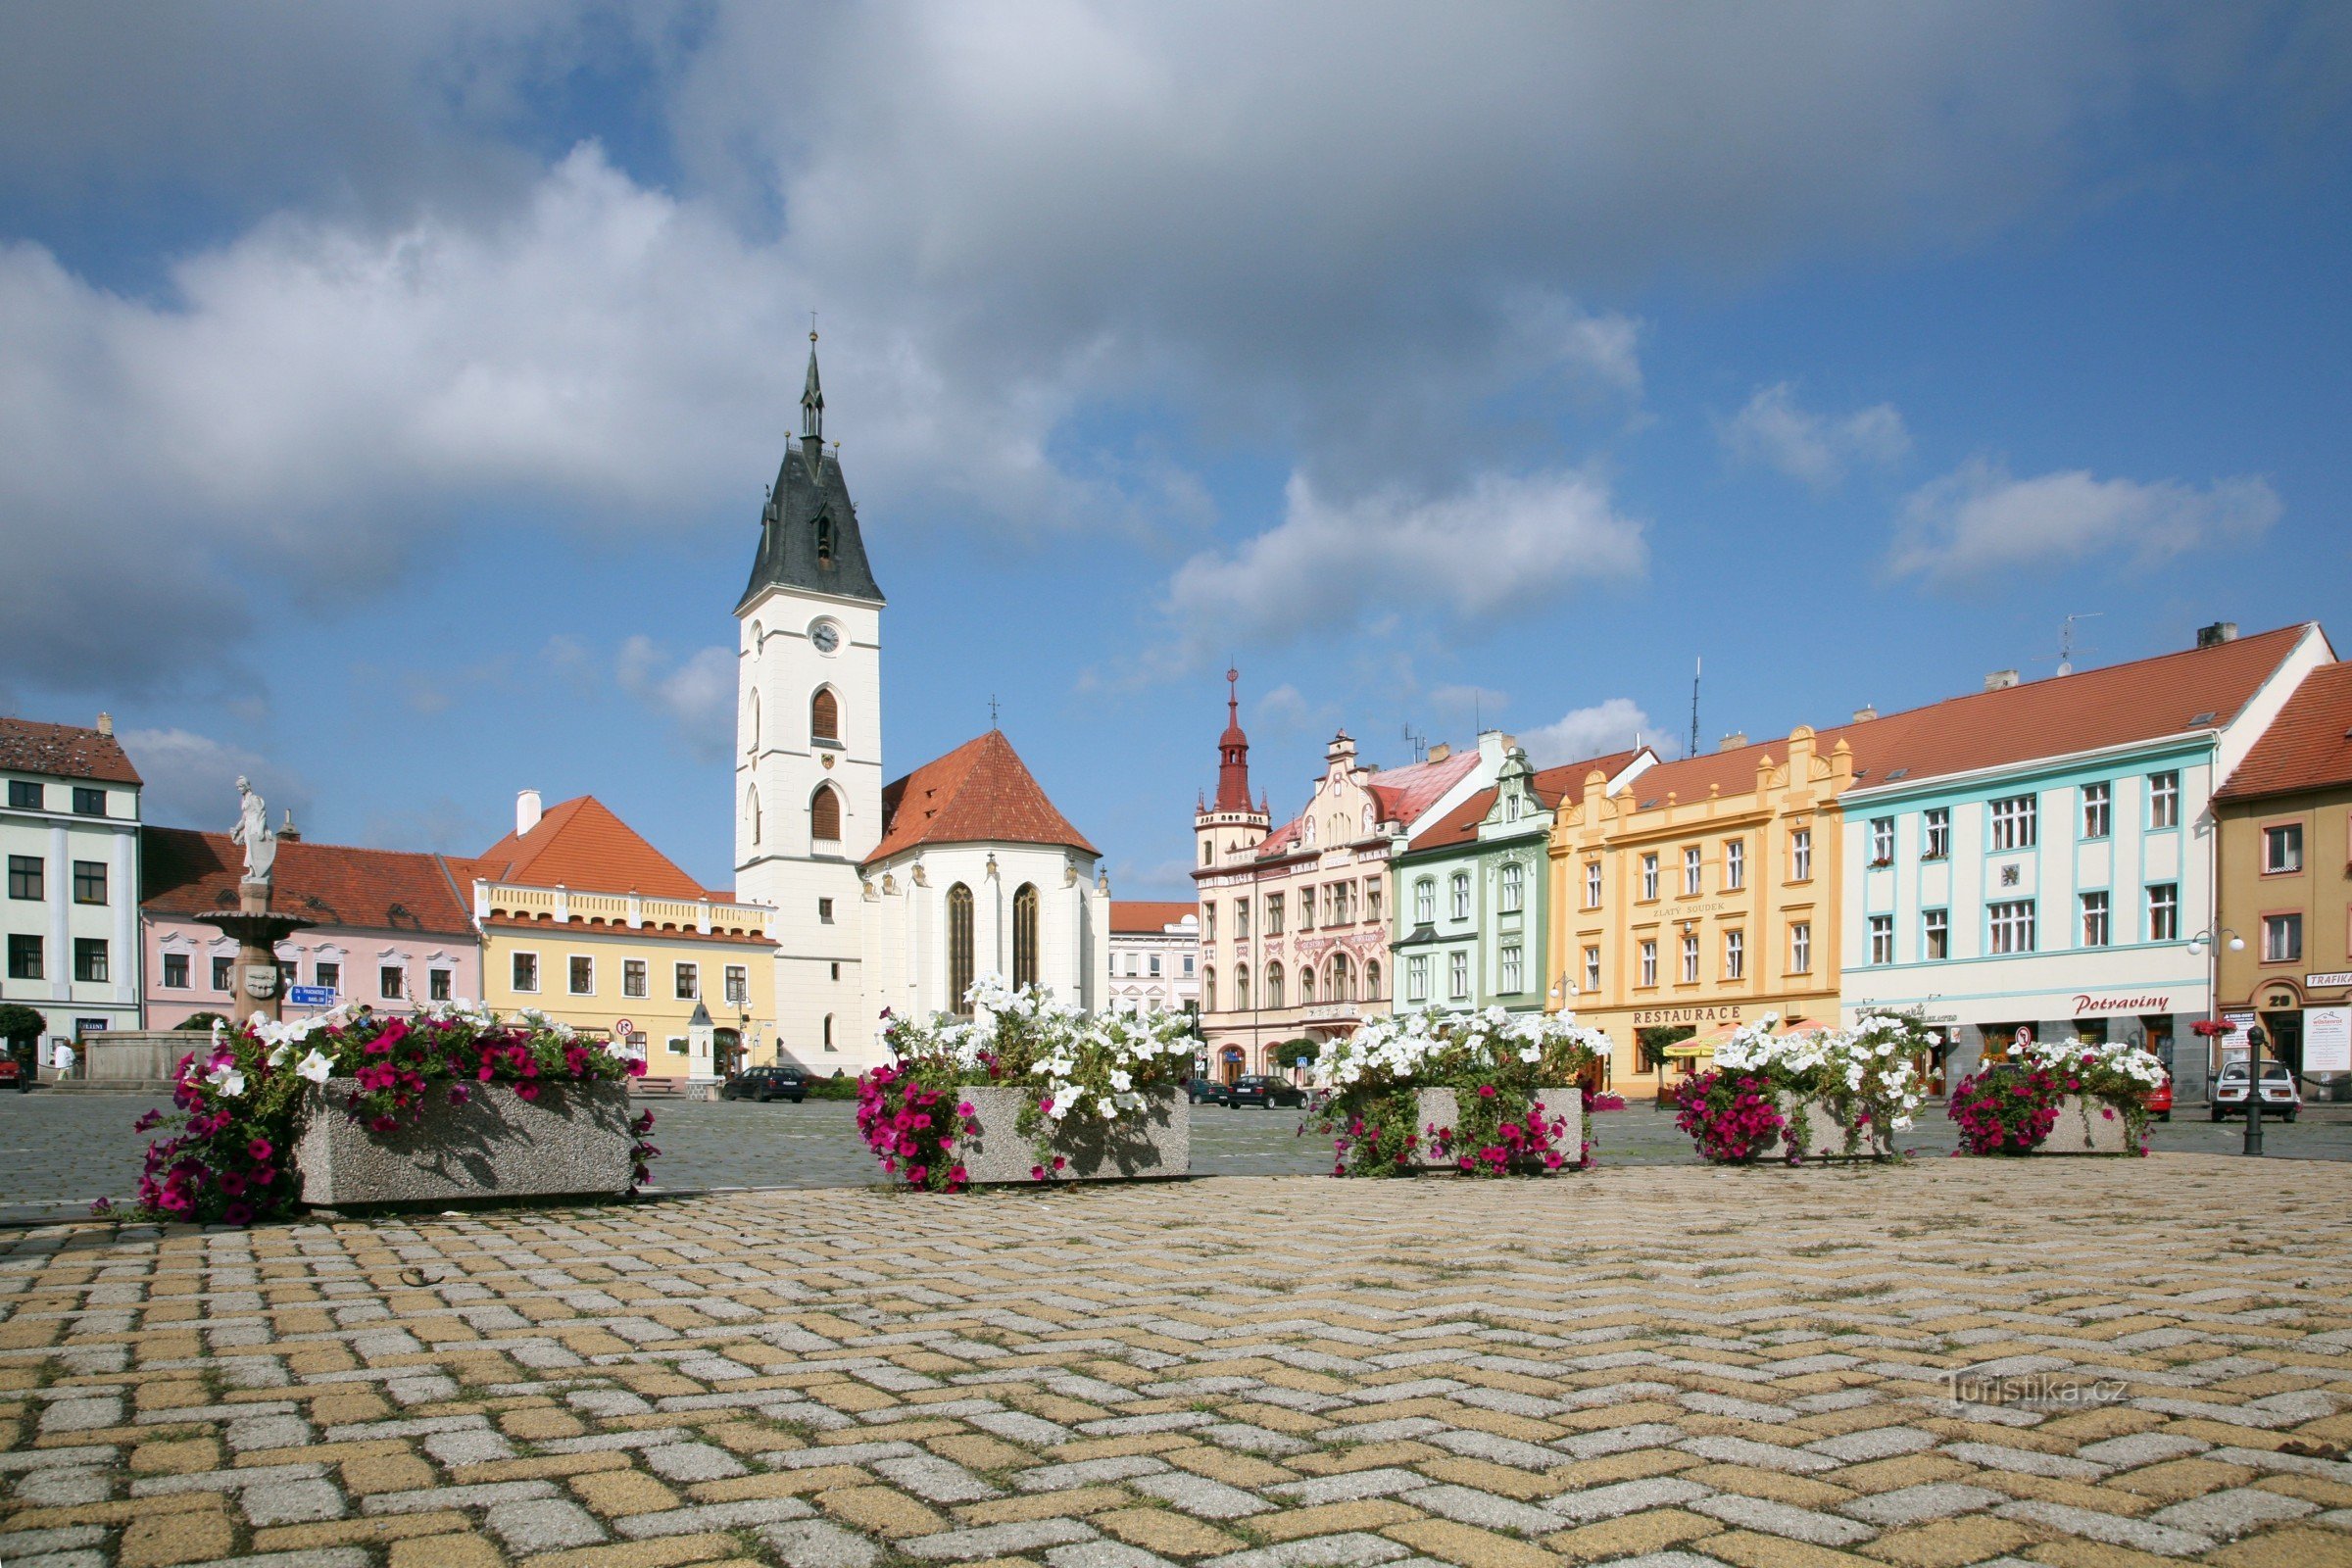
(1545, 725), (1863, 1094)
(463, 791), (778, 1086)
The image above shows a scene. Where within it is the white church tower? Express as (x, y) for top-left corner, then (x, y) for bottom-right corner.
(734, 333), (885, 1067)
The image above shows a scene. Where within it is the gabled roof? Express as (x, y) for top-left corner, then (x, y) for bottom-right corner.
(1411, 748), (1643, 853)
(1110, 900), (1198, 935)
(142, 827), (474, 935)
(0, 716), (142, 786)
(2215, 662), (2352, 803)
(472, 797), (706, 898)
(1367, 749), (1480, 828)
(867, 730), (1099, 864)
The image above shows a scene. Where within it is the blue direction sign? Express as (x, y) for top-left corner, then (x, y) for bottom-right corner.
(287, 985), (337, 1008)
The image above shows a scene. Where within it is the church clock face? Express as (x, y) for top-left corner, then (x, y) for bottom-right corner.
(809, 621), (841, 654)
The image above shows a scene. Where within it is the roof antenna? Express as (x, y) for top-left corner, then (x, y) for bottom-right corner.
(1689, 656), (1701, 759)
(2050, 612), (2102, 676)
(1400, 722), (1427, 763)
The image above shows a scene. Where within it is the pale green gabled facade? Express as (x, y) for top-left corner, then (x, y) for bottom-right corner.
(1393, 743), (1654, 1017)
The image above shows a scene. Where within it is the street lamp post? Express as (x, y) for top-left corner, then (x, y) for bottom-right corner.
(2187, 927), (2245, 1100)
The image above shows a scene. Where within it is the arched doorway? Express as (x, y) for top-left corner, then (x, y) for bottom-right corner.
(1219, 1044), (1245, 1084)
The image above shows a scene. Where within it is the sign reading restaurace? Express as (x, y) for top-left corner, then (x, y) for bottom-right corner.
(1633, 1004), (1743, 1027)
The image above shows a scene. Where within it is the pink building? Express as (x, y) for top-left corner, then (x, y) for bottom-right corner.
(140, 827), (481, 1027)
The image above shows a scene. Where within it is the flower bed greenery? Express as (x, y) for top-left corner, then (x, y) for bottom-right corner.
(125, 1004), (655, 1225)
(856, 975), (1195, 1191)
(1947, 1062), (2063, 1153)
(1310, 1007), (1609, 1177)
(1947, 1035), (2162, 1154)
(1673, 1011), (1929, 1163)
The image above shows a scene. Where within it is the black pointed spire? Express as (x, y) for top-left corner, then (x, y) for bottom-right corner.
(740, 329), (884, 612)
(800, 330), (824, 443)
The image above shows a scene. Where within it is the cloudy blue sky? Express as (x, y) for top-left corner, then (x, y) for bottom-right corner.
(3, 3), (2348, 897)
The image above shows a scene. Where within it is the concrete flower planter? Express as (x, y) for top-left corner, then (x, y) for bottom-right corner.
(954, 1085), (1189, 1184)
(2034, 1095), (2134, 1154)
(1772, 1094), (1896, 1161)
(1411, 1085), (1585, 1171)
(296, 1078), (636, 1206)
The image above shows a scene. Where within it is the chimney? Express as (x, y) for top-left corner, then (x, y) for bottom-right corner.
(94, 711), (114, 737)
(1852, 705), (1878, 723)
(278, 808), (301, 843)
(1425, 742), (1452, 763)
(1718, 731), (1747, 753)
(516, 789), (543, 836)
(2196, 621), (2239, 649)
(1984, 669), (2020, 692)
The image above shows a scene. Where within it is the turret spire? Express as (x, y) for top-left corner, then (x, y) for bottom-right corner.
(1212, 666), (1253, 812)
(800, 329), (824, 446)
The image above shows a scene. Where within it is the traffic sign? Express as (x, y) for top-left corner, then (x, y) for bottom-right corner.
(613, 1018), (635, 1037)
(288, 985), (337, 1008)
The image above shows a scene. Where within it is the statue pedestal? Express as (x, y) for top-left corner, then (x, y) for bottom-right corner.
(196, 881), (313, 1024)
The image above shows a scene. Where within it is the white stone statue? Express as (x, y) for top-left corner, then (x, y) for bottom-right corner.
(231, 776), (276, 885)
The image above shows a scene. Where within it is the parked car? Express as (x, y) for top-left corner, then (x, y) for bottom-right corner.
(2211, 1060), (2300, 1121)
(2145, 1071), (2173, 1122)
(1226, 1074), (1306, 1108)
(1187, 1076), (1231, 1105)
(720, 1065), (808, 1103)
(0, 1055), (22, 1092)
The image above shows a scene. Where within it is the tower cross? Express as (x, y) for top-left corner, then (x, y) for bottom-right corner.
(989, 694), (1001, 729)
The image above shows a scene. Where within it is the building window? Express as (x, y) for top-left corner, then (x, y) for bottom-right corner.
(74, 938), (108, 983)
(1869, 914), (1893, 965)
(316, 960), (340, 993)
(1406, 955), (1428, 1003)
(948, 882), (974, 1011)
(1640, 854), (1658, 901)
(7, 780), (39, 809)
(512, 953), (538, 992)
(1790, 921), (1812, 973)
(2263, 823), (2304, 875)
(160, 952), (189, 989)
(1364, 959), (1381, 1000)
(1265, 962), (1283, 1007)
(675, 961), (700, 1001)
(1234, 963), (1250, 1009)
(1441, 872), (1464, 921)
(73, 860), (106, 905)
(1414, 879), (1435, 923)
(1448, 950), (1469, 999)
(1298, 965), (1313, 1004)
(1923, 808), (1950, 859)
(1202, 905), (1215, 942)
(822, 1014), (836, 1052)
(1869, 818), (1893, 863)
(569, 956), (594, 995)
(810, 687), (841, 746)
(1683, 846), (1702, 895)
(1638, 939), (1657, 988)
(1013, 883), (1040, 990)
(2149, 771), (2180, 829)
(381, 965), (406, 1000)
(2145, 883), (2180, 942)
(6, 855), (39, 900)
(1723, 840), (1743, 890)
(2082, 782), (2111, 840)
(1365, 883), (1381, 925)
(1680, 933), (1698, 984)
(810, 784), (843, 844)
(1789, 827), (1813, 881)
(7, 934), (40, 979)
(212, 956), (233, 990)
(623, 959), (648, 998)
(1499, 944), (1524, 993)
(1989, 795), (2036, 852)
(1584, 946), (1601, 993)
(2263, 913), (2303, 963)
(429, 968), (451, 1002)
(1724, 929), (1744, 980)
(1235, 897), (1250, 941)
(1500, 861), (1524, 912)
(1203, 967), (1217, 1011)
(745, 784), (760, 845)
(1149, 953), (1162, 977)
(1924, 908), (1949, 960)
(72, 787), (105, 816)
(818, 897), (835, 923)
(1266, 894), (1284, 935)
(1988, 900), (2036, 956)
(1586, 860), (1602, 906)
(667, 1036), (688, 1055)
(2081, 891), (2110, 948)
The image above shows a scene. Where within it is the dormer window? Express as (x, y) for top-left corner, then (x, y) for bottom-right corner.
(814, 513), (836, 566)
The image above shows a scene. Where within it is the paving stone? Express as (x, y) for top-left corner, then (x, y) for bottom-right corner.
(902, 1517), (1102, 1560)
(615, 1496), (822, 1537)
(1198, 1532), (1413, 1568)
(1015, 1455), (1173, 1493)
(1993, 1498), (2214, 1556)
(1939, 1443), (2107, 1481)
(1838, 1482), (2006, 1526)
(1676, 1436), (1838, 1475)
(761, 1518), (885, 1568)
(876, 1452), (1004, 1502)
(240, 1477), (350, 1526)
(484, 1494), (609, 1552)
(642, 1441), (749, 1482)
(422, 1428), (516, 1467)
(1132, 1470), (1274, 1518)
(1547, 1476), (1714, 1523)
(362, 1479), (562, 1515)
(1397, 1483), (1566, 1536)
(2148, 1487), (2315, 1540)
(1048, 1544), (1187, 1568)
(1690, 1491), (1876, 1546)
(1805, 1426), (1936, 1462)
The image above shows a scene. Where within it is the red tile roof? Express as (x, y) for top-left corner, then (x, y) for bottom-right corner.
(1110, 900), (1198, 934)
(1, 716), (142, 785)
(472, 797), (706, 898)
(867, 730), (1099, 864)
(1367, 749), (1481, 828)
(1411, 748), (1643, 852)
(2215, 661), (2352, 802)
(141, 827), (473, 935)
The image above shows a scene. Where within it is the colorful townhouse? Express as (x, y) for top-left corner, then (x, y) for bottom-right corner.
(463, 790), (779, 1086)
(1393, 743), (1653, 1017)
(1548, 723), (1882, 1093)
(2211, 657), (2352, 1091)
(1838, 621), (2329, 1102)
(141, 827), (480, 1028)
(1107, 901), (1200, 1016)
(1, 714), (144, 1064)
(1193, 672), (1500, 1081)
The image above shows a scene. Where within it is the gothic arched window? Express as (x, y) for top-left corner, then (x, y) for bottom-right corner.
(1012, 884), (1039, 990)
(810, 784), (843, 844)
(745, 785), (761, 846)
(747, 690), (760, 753)
(810, 687), (840, 746)
(948, 883), (975, 1012)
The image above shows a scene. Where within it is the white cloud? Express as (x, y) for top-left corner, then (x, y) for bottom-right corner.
(121, 727), (312, 834)
(1889, 458), (2280, 583)
(1721, 383), (1910, 490)
(1520, 699), (1656, 769)
(615, 636), (736, 760)
(1167, 468), (1646, 651)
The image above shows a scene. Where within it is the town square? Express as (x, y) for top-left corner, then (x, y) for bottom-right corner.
(5, 5), (2352, 1566)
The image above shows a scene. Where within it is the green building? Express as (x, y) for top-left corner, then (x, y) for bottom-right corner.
(1392, 743), (1653, 1016)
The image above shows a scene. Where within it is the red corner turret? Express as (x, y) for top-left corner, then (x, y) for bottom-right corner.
(1213, 666), (1253, 811)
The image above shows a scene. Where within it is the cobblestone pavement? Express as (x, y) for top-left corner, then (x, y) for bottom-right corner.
(7, 1157), (2352, 1568)
(11, 1095), (2352, 1224)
